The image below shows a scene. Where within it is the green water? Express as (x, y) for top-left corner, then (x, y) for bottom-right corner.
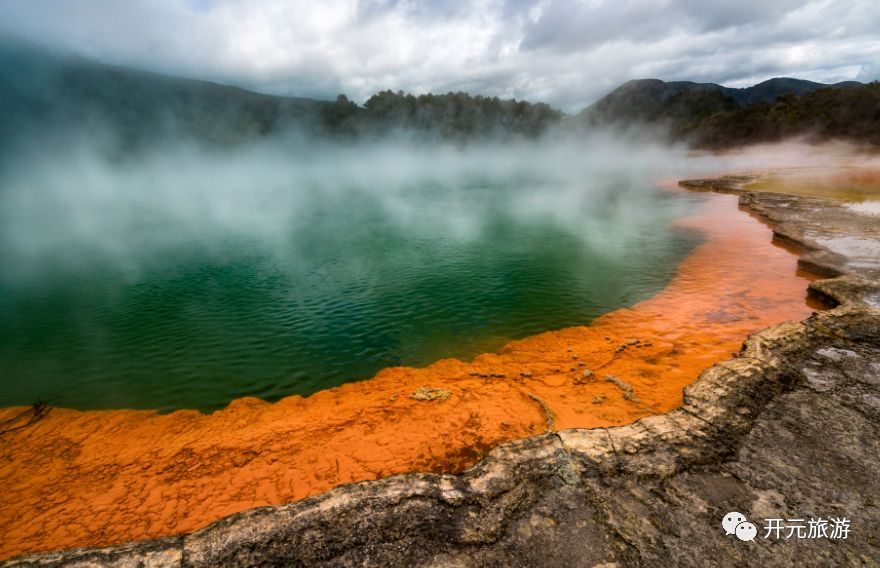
(0, 149), (705, 412)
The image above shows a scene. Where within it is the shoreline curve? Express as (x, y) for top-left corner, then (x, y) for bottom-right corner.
(0, 176), (837, 560)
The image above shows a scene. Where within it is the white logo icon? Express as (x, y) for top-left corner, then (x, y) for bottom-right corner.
(722, 512), (747, 535)
(723, 512), (757, 541)
(735, 521), (758, 541)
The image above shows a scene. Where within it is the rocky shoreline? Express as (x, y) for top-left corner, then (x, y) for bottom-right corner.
(6, 175), (879, 567)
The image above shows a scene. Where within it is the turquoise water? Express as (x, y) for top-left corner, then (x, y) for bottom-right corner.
(0, 147), (704, 412)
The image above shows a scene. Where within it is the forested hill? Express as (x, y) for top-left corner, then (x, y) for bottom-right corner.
(0, 37), (329, 150)
(685, 83), (880, 148)
(0, 38), (561, 150)
(583, 77), (864, 125)
(2, 36), (878, 151)
(581, 77), (879, 148)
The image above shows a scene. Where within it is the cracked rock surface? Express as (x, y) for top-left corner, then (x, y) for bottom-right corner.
(6, 176), (880, 567)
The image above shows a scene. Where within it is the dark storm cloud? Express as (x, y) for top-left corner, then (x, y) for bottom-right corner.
(0, 0), (877, 111)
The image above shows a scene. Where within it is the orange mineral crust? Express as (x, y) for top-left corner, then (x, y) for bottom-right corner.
(0, 191), (817, 559)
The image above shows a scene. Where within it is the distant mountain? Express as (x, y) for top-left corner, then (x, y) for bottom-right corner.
(0, 36), (331, 153)
(583, 79), (735, 127)
(725, 77), (863, 106)
(581, 76), (878, 148)
(688, 82), (880, 148)
(1, 34), (875, 152)
(0, 37), (562, 152)
(582, 77), (863, 127)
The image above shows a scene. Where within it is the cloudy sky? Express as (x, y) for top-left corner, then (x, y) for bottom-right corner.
(1, 0), (878, 111)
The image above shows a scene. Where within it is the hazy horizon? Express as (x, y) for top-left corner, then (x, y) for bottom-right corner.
(1, 1), (877, 112)
(3, 31), (872, 112)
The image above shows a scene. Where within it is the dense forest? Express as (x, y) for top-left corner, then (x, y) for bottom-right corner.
(1, 36), (878, 151)
(685, 83), (880, 148)
(582, 77), (880, 148)
(0, 38), (561, 151)
(329, 90), (562, 139)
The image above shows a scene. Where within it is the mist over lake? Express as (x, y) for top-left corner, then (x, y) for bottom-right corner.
(0, 137), (708, 412)
(2, 1), (879, 563)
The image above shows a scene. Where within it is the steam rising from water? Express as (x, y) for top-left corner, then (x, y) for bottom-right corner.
(3, 133), (870, 278)
(1, 137), (658, 282)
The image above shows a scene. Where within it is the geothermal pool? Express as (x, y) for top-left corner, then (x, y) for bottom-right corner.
(0, 183), (821, 560)
(0, 142), (836, 559)
(0, 153), (703, 412)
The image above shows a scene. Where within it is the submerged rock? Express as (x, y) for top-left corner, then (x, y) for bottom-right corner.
(574, 369), (595, 385)
(409, 387), (452, 402)
(604, 374), (639, 403)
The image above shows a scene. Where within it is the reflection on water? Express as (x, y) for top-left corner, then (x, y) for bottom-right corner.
(0, 161), (702, 411)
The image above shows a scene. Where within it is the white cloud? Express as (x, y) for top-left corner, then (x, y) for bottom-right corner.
(0, 0), (877, 111)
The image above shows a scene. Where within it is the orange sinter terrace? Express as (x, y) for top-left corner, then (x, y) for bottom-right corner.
(0, 187), (821, 560)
